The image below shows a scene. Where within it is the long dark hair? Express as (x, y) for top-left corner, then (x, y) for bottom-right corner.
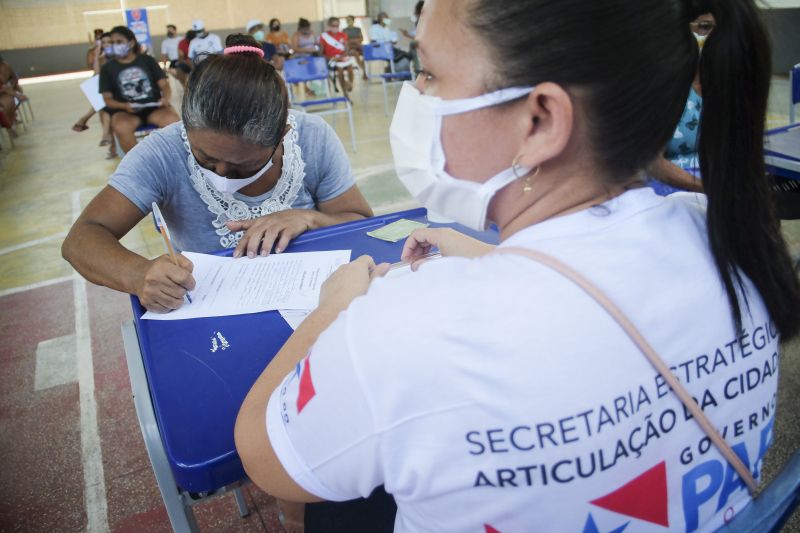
(468, 0), (800, 339)
(698, 0), (800, 339)
(109, 25), (140, 54)
(182, 34), (288, 148)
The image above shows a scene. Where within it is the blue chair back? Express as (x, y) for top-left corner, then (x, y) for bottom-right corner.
(791, 63), (800, 124)
(363, 42), (394, 62)
(284, 57), (329, 83)
(715, 450), (800, 532)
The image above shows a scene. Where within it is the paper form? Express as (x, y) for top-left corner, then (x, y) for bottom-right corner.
(142, 250), (351, 320)
(79, 75), (106, 112)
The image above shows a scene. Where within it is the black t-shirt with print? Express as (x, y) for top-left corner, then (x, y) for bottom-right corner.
(99, 54), (165, 104)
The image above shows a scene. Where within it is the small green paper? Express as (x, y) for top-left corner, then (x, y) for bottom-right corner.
(367, 219), (429, 242)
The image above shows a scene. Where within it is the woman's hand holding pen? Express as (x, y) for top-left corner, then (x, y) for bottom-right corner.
(136, 254), (196, 313)
(401, 228), (495, 271)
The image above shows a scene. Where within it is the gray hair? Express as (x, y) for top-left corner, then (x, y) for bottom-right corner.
(181, 34), (288, 147)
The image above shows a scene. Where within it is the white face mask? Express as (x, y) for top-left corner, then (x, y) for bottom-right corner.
(390, 82), (534, 231)
(192, 149), (275, 195)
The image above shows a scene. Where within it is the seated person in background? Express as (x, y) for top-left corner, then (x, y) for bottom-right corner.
(343, 15), (369, 80)
(266, 18), (292, 57)
(63, 33), (372, 313)
(400, 1), (425, 74)
(368, 11), (412, 65)
(86, 28), (104, 70)
(321, 17), (356, 96)
(290, 18), (321, 97)
(99, 26), (179, 152)
(188, 20), (223, 61)
(646, 10), (715, 195)
(0, 54), (24, 134)
(290, 18), (320, 58)
(74, 32), (118, 159)
(161, 24), (190, 87)
(176, 30), (196, 87)
(246, 19), (283, 71)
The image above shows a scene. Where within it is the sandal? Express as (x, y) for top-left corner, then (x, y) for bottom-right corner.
(99, 138), (112, 147)
(72, 123), (89, 132)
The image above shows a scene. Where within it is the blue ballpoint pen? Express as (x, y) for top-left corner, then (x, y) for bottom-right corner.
(151, 202), (193, 303)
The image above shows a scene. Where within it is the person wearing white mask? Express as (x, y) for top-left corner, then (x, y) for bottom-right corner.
(400, 1), (425, 75)
(369, 11), (412, 65)
(187, 19), (223, 60)
(63, 34), (372, 313)
(235, 0), (800, 531)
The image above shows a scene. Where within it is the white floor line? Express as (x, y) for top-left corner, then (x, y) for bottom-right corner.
(373, 199), (423, 215)
(354, 163), (397, 181)
(0, 275), (73, 298)
(71, 191), (109, 533)
(0, 231), (68, 256)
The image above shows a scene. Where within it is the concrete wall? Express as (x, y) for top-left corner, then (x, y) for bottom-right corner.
(0, 0), (322, 50)
(761, 9), (800, 73)
(3, 23), (310, 77)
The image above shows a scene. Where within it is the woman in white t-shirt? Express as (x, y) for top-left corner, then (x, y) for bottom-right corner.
(235, 0), (800, 531)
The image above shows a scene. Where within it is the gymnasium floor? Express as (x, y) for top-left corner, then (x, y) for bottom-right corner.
(0, 73), (798, 532)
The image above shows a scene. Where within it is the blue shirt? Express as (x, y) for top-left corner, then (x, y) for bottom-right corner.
(648, 88), (702, 196)
(665, 87), (701, 169)
(109, 111), (355, 253)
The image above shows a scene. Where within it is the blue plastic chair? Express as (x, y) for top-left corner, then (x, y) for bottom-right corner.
(790, 63), (799, 124)
(363, 41), (413, 116)
(284, 57), (357, 152)
(714, 449), (800, 532)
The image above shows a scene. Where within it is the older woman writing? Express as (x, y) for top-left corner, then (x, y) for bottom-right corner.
(63, 34), (372, 314)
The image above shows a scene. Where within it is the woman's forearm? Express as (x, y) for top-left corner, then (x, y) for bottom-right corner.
(647, 157), (703, 193)
(307, 209), (369, 230)
(62, 222), (149, 295)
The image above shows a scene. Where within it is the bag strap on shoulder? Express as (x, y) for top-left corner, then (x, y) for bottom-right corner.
(492, 246), (757, 494)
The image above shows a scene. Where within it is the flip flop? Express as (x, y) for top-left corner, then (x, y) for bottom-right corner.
(99, 139), (112, 146)
(72, 123), (89, 132)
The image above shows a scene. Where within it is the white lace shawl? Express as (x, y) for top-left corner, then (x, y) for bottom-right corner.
(181, 113), (306, 249)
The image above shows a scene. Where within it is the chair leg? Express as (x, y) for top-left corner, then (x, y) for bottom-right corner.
(382, 79), (389, 117)
(1, 127), (13, 149)
(233, 487), (250, 518)
(347, 104), (357, 153)
(15, 107), (27, 132)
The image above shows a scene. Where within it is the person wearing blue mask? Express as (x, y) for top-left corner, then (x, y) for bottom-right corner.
(235, 0), (800, 531)
(72, 31), (118, 158)
(63, 34), (372, 314)
(98, 25), (179, 152)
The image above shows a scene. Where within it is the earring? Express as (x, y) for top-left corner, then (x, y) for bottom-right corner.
(512, 155), (540, 193)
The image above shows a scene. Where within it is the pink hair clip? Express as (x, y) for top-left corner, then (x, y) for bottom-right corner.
(223, 45), (265, 58)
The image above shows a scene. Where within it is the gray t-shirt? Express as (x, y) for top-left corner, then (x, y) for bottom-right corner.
(109, 111), (355, 253)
